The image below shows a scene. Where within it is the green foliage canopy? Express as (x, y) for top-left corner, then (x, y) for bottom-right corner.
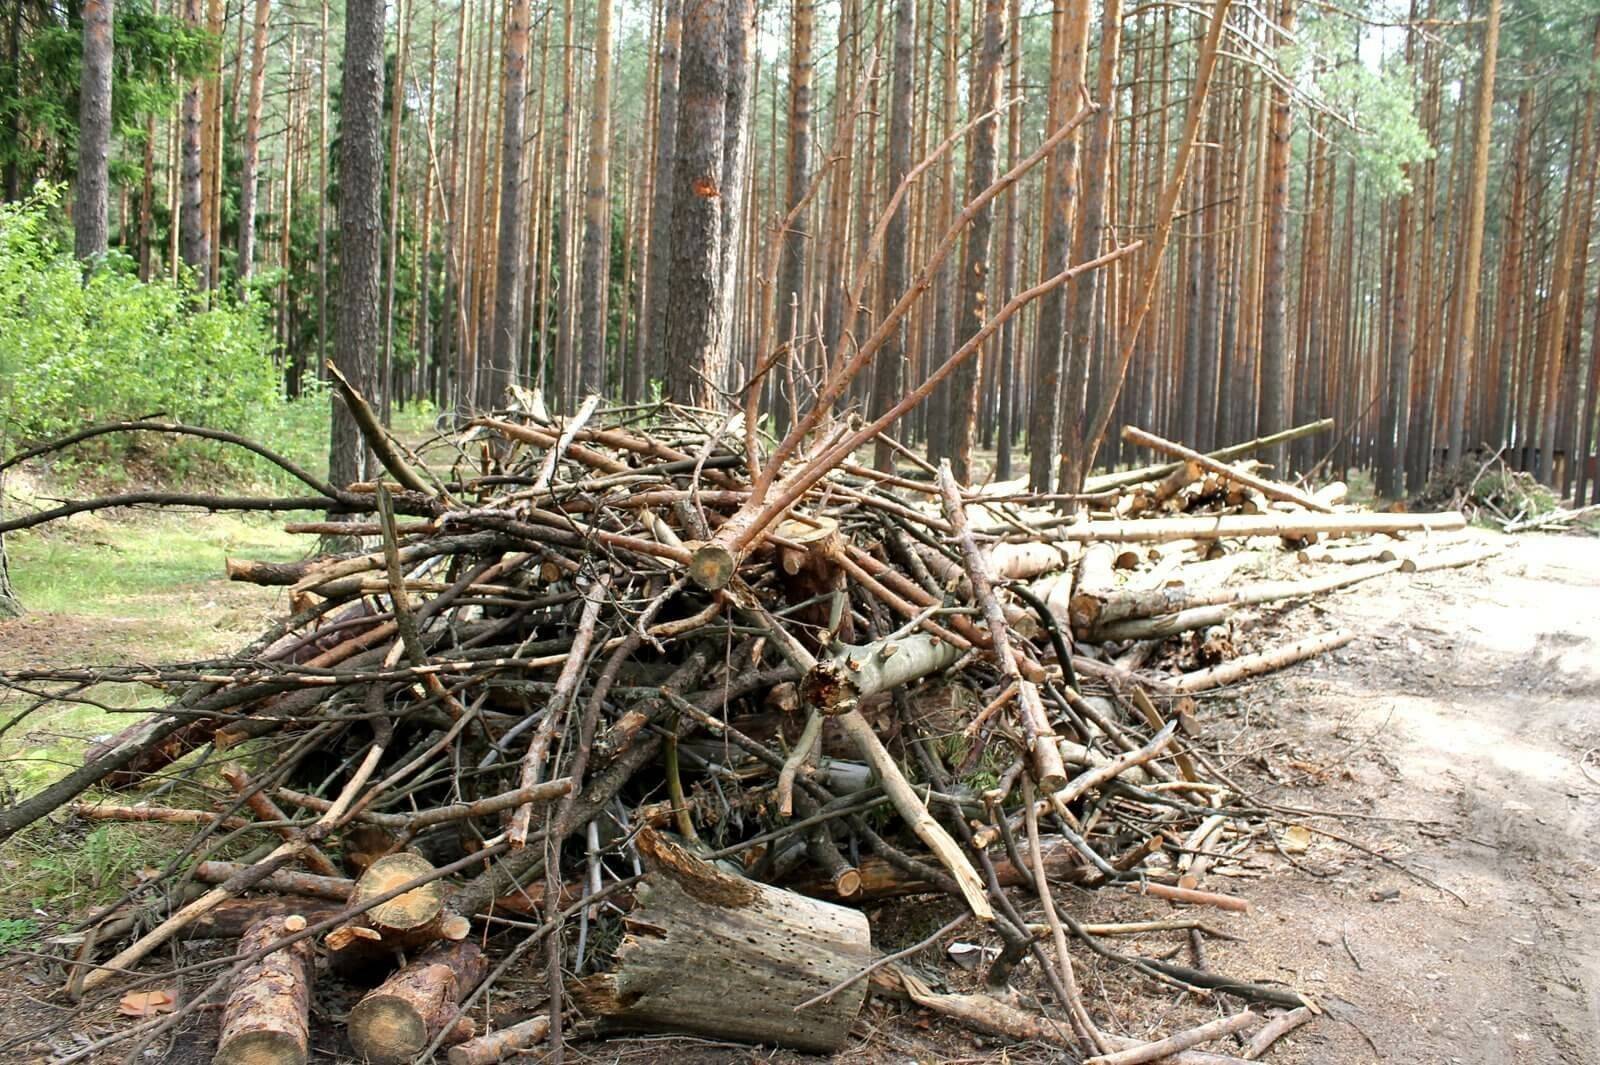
(0, 188), (278, 444)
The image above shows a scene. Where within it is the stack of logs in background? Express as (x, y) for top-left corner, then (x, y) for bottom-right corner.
(0, 398), (1490, 1064)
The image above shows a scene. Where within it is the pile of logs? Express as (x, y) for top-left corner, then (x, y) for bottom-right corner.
(0, 398), (1488, 1064)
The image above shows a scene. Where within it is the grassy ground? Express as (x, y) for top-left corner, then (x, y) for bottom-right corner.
(0, 398), (437, 923)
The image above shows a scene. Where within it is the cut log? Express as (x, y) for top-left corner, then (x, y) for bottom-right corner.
(571, 828), (874, 1053)
(1169, 630), (1357, 693)
(1090, 560), (1403, 630)
(1093, 605), (1230, 642)
(1296, 541), (1398, 565)
(1069, 543), (1121, 632)
(1122, 427), (1333, 514)
(325, 852), (468, 969)
(446, 1014), (551, 1065)
(213, 915), (315, 1065)
(346, 940), (487, 1064)
(1047, 511), (1466, 544)
(1090, 418), (1334, 494)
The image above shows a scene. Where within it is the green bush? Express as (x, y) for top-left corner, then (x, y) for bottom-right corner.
(0, 187), (279, 447)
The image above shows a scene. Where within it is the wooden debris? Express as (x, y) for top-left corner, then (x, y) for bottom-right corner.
(346, 940), (487, 1064)
(214, 915), (315, 1065)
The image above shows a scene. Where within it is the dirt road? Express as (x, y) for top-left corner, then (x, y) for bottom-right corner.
(1185, 532), (1600, 1062)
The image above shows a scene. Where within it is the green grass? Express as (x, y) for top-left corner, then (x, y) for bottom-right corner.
(8, 511), (302, 617)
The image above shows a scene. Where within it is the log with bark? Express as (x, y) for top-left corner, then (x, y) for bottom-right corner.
(346, 940), (488, 1063)
(213, 915), (315, 1065)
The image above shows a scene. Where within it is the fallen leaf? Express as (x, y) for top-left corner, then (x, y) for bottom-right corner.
(1281, 824), (1312, 854)
(118, 990), (175, 1017)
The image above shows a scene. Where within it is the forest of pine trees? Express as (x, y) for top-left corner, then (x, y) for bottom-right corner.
(6, 0), (1600, 502)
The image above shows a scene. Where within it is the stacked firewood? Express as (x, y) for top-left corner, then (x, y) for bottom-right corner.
(1, 397), (1485, 1064)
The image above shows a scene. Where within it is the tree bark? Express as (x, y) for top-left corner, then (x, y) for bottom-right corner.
(1258, 0), (1296, 473)
(948, 0), (1005, 481)
(1444, 0), (1500, 463)
(490, 0), (531, 407)
(332, 0), (387, 490)
(347, 940), (487, 1064)
(775, 0), (815, 435)
(662, 0), (749, 406)
(214, 915), (315, 1065)
(237, 0), (271, 286)
(578, 0), (615, 394)
(179, 0), (210, 285)
(74, 0), (114, 261)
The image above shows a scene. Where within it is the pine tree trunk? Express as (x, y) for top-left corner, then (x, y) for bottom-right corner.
(1444, 0), (1500, 465)
(578, 0), (615, 394)
(238, 0), (271, 286)
(332, 0), (387, 490)
(74, 0), (114, 261)
(179, 0), (210, 285)
(490, 0), (531, 408)
(1257, 0), (1295, 473)
(777, 0), (815, 438)
(662, 0), (747, 406)
(948, 0), (1005, 481)
(1055, 0), (1122, 494)
(1025, 0), (1091, 490)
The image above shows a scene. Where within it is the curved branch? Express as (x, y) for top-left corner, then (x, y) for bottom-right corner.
(1, 420), (347, 501)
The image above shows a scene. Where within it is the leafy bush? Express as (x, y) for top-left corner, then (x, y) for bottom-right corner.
(0, 188), (279, 448)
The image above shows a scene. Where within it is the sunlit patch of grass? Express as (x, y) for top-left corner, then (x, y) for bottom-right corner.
(0, 820), (194, 933)
(6, 511), (302, 618)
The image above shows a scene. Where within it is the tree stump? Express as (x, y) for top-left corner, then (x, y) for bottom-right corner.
(346, 940), (487, 1064)
(213, 914), (314, 1065)
(571, 828), (874, 1053)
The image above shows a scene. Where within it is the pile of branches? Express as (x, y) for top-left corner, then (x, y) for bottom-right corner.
(0, 393), (1485, 1065)
(1413, 447), (1599, 534)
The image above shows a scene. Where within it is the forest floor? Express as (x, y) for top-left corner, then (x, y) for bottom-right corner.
(0, 506), (1596, 1062)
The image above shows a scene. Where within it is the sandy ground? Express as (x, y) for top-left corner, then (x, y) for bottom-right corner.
(1195, 531), (1600, 1063)
(2, 530), (1597, 1063)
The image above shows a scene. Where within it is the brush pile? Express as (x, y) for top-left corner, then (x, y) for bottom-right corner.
(0, 395), (1488, 1064)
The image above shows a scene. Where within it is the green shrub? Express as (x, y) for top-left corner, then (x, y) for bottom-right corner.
(0, 187), (279, 447)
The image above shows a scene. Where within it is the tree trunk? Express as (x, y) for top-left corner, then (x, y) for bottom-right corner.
(214, 915), (315, 1065)
(578, 0), (615, 394)
(237, 0), (271, 286)
(74, 0), (114, 261)
(1055, 0), (1123, 495)
(1026, 0), (1092, 490)
(1445, 0), (1500, 464)
(332, 0), (387, 490)
(1257, 0), (1295, 473)
(640, 0), (683, 394)
(948, 0), (1004, 481)
(487, 0), (530, 409)
(0, 532), (17, 618)
(662, 0), (749, 406)
(179, 0), (210, 285)
(570, 829), (872, 1053)
(776, 0), (815, 436)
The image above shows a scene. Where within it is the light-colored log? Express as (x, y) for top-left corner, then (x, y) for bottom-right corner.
(570, 829), (874, 1053)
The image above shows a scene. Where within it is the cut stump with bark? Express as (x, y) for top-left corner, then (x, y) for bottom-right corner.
(325, 852), (466, 969)
(213, 914), (315, 1065)
(346, 940), (487, 1064)
(571, 828), (874, 1053)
